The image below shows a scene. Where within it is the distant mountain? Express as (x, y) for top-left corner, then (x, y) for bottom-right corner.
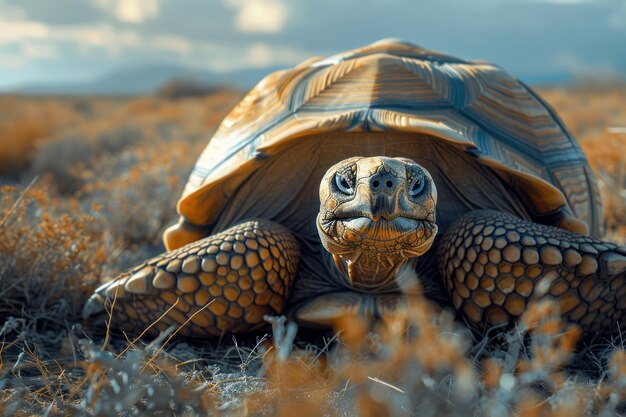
(4, 63), (605, 96)
(3, 63), (286, 95)
(519, 72), (573, 86)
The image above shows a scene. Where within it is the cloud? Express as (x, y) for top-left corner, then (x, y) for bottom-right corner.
(0, 20), (49, 43)
(0, 41), (58, 69)
(245, 42), (305, 68)
(1, 0), (104, 24)
(225, 0), (288, 33)
(0, 18), (145, 66)
(94, 0), (159, 24)
(608, 1), (626, 30)
(0, 12), (309, 77)
(527, 0), (590, 4)
(0, 1), (26, 19)
(151, 35), (193, 55)
(553, 52), (621, 78)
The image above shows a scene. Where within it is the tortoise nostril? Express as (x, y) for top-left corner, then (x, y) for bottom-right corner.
(370, 174), (397, 193)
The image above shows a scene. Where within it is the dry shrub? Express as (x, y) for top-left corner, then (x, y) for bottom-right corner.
(94, 126), (143, 154)
(0, 95), (87, 176)
(30, 126), (144, 194)
(0, 92), (240, 181)
(0, 120), (52, 175)
(88, 140), (198, 247)
(581, 133), (626, 242)
(0, 182), (107, 326)
(30, 135), (92, 193)
(156, 79), (222, 100)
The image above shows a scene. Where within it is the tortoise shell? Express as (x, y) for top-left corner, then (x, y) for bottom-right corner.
(165, 39), (603, 251)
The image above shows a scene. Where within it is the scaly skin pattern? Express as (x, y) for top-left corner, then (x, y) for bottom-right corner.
(438, 210), (626, 334)
(85, 220), (299, 337)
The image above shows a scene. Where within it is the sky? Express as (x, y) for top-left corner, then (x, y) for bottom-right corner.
(0, 0), (625, 89)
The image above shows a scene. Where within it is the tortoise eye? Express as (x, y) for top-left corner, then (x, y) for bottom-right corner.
(334, 173), (354, 195)
(409, 174), (425, 197)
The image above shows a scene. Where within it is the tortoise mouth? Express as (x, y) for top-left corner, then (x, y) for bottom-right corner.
(320, 215), (436, 247)
(339, 216), (428, 242)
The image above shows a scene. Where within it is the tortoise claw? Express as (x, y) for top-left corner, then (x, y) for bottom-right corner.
(599, 252), (626, 280)
(82, 293), (106, 320)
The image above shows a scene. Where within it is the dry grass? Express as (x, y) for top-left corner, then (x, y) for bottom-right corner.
(0, 84), (625, 416)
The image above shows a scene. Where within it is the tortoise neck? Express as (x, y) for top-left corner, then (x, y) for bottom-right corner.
(333, 251), (410, 291)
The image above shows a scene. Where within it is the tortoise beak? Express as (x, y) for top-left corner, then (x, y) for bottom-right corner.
(367, 167), (402, 221)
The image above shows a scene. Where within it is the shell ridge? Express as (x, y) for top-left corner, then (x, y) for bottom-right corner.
(296, 59), (360, 111)
(397, 56), (451, 106)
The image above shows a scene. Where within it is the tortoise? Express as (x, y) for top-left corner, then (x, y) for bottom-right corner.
(84, 39), (626, 338)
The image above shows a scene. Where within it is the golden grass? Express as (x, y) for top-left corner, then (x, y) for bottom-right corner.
(0, 84), (624, 416)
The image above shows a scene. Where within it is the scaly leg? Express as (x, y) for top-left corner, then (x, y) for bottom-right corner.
(438, 210), (626, 335)
(83, 220), (300, 337)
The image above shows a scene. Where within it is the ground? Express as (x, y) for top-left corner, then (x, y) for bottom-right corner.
(0, 83), (625, 416)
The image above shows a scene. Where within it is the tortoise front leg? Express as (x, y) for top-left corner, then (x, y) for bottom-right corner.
(83, 220), (300, 337)
(438, 210), (626, 335)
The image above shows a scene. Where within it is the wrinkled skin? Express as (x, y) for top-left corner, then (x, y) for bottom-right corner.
(317, 156), (438, 290)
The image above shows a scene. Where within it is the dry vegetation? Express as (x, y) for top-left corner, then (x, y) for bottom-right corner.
(0, 83), (625, 416)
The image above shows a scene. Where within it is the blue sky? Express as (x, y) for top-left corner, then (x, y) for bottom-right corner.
(0, 0), (625, 88)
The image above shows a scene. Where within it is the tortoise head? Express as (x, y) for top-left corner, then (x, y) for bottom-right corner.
(317, 156), (438, 286)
